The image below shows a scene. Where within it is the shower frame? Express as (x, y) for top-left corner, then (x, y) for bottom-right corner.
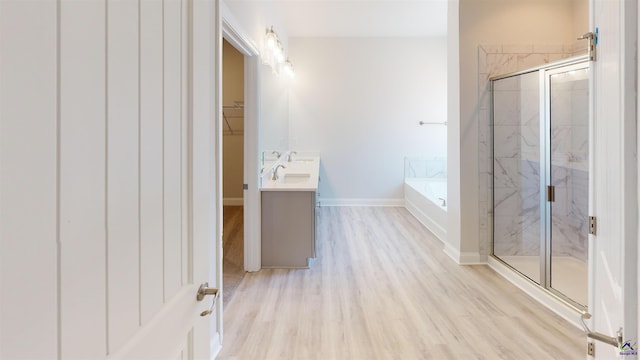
(489, 55), (590, 312)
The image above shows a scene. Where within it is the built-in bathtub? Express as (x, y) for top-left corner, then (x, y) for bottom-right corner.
(404, 178), (447, 243)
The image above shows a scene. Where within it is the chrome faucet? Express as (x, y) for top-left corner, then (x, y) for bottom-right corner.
(271, 164), (286, 181)
(287, 151), (297, 162)
(272, 150), (281, 159)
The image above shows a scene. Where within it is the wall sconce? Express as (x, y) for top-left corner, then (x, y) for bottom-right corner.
(262, 26), (294, 77)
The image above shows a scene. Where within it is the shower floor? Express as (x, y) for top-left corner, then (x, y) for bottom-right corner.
(498, 255), (587, 306)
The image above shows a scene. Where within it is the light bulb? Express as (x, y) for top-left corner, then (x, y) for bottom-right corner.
(283, 59), (294, 77)
(275, 42), (284, 63)
(265, 27), (277, 50)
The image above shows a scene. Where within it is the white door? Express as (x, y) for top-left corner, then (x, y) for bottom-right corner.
(0, 0), (222, 358)
(589, 0), (638, 358)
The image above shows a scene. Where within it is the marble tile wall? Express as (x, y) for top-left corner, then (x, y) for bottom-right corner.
(405, 157), (447, 179)
(549, 72), (589, 259)
(492, 72), (541, 257)
(478, 44), (588, 260)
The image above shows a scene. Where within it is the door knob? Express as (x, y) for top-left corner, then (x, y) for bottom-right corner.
(197, 282), (219, 317)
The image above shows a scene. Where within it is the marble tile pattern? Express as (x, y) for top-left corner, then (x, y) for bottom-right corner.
(492, 72), (541, 257)
(550, 72), (589, 259)
(404, 157), (446, 179)
(478, 44), (589, 262)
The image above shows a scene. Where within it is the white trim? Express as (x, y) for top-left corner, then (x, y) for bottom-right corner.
(442, 242), (459, 263)
(637, 1), (640, 343)
(220, 7), (261, 273)
(212, 0), (224, 351)
(440, 243), (486, 265)
(442, 244), (485, 264)
(221, 3), (259, 57)
(319, 198), (404, 207)
(488, 257), (582, 329)
(222, 197), (243, 206)
(242, 56), (261, 272)
(457, 252), (486, 265)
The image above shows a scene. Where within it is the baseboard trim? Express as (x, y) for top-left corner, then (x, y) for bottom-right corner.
(442, 243), (486, 265)
(319, 198), (404, 207)
(223, 197), (243, 206)
(443, 242), (460, 263)
(458, 252), (487, 265)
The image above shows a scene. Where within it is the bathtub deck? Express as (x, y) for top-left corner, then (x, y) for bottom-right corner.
(218, 206), (584, 360)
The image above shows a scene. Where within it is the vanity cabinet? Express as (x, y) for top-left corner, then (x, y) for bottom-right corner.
(261, 190), (316, 268)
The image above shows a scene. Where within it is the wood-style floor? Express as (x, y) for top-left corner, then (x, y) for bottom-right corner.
(223, 206), (245, 306)
(219, 206), (584, 359)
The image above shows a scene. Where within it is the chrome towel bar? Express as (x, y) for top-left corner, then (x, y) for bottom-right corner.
(419, 121), (447, 126)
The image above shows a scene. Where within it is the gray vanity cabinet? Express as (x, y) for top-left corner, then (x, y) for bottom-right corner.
(261, 190), (316, 268)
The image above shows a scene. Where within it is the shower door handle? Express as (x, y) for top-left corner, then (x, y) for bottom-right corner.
(546, 185), (555, 202)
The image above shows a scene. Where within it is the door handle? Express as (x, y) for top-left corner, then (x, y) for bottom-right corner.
(546, 185), (555, 202)
(197, 282), (219, 317)
(580, 312), (623, 348)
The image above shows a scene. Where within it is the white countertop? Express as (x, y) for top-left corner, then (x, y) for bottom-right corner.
(260, 155), (320, 192)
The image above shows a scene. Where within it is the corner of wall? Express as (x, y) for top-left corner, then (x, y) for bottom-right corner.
(446, 0), (463, 262)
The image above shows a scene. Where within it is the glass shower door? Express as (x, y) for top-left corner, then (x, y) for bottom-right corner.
(491, 58), (590, 310)
(492, 71), (542, 284)
(546, 64), (589, 307)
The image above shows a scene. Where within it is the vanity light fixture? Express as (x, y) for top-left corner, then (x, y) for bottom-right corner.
(262, 26), (295, 77)
(274, 40), (285, 63)
(283, 58), (294, 78)
(265, 26), (277, 50)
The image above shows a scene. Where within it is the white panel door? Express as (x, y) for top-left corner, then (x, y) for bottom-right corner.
(58, 0), (107, 356)
(590, 0), (638, 358)
(0, 1), (59, 358)
(0, 0), (221, 358)
(107, 0), (141, 352)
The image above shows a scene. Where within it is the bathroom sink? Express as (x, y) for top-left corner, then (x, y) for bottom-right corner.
(260, 154), (320, 191)
(291, 158), (315, 163)
(281, 173), (311, 184)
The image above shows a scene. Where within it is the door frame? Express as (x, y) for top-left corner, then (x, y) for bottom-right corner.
(218, 4), (261, 273)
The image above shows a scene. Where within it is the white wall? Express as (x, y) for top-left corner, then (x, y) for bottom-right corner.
(223, 1), (290, 51)
(572, 0), (589, 38)
(447, 0), (462, 259)
(261, 64), (290, 151)
(453, 0), (581, 262)
(288, 37), (447, 204)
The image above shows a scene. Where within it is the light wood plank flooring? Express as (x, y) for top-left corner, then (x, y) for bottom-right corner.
(219, 206), (584, 359)
(223, 206), (245, 306)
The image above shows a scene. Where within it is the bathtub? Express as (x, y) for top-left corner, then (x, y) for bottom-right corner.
(404, 178), (447, 243)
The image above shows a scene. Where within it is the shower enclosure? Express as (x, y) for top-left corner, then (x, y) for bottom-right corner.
(491, 57), (589, 309)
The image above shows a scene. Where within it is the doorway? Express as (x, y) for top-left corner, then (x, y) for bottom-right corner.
(222, 39), (246, 305)
(491, 57), (590, 310)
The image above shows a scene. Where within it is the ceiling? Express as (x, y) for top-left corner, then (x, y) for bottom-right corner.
(223, 0), (449, 37)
